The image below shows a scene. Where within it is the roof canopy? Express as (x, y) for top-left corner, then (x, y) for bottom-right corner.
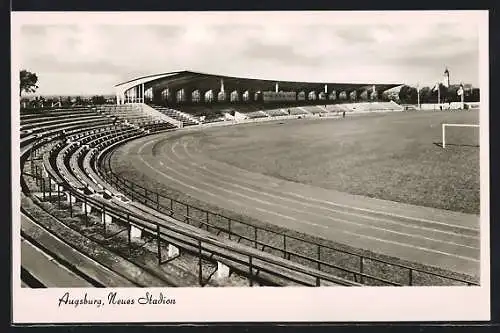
(116, 70), (402, 94)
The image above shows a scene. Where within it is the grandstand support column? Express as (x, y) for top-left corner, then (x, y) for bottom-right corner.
(166, 87), (171, 104)
(371, 85), (378, 101)
(220, 78), (225, 93)
(275, 82), (279, 93)
(142, 83), (145, 104)
(116, 87), (125, 105)
(324, 84), (328, 94)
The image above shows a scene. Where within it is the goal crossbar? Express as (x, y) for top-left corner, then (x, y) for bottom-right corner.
(442, 123), (480, 148)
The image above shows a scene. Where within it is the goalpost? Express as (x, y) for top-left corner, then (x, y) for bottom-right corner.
(442, 123), (480, 148)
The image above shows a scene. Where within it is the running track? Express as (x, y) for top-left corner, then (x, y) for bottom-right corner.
(112, 129), (480, 277)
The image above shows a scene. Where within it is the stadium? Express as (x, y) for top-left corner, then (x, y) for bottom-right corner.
(19, 69), (480, 288)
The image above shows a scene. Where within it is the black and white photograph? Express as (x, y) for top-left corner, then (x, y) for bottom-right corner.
(11, 10), (490, 323)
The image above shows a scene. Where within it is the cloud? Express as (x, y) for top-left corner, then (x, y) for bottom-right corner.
(335, 27), (377, 44)
(26, 54), (128, 74)
(17, 14), (481, 95)
(242, 39), (323, 67)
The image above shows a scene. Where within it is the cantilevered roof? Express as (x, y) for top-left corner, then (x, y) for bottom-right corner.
(115, 71), (181, 87)
(115, 70), (402, 93)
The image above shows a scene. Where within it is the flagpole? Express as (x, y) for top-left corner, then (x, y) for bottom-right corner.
(417, 83), (420, 109)
(437, 83), (440, 107)
(460, 83), (464, 109)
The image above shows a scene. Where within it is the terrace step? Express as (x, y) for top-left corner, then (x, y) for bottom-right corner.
(21, 212), (137, 287)
(21, 195), (173, 287)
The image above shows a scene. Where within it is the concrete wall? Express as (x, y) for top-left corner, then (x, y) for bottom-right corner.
(234, 111), (248, 121)
(410, 102), (479, 110)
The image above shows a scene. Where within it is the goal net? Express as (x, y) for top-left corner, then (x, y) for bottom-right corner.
(441, 123), (480, 148)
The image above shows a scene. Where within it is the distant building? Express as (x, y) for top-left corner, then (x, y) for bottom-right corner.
(443, 68), (450, 88)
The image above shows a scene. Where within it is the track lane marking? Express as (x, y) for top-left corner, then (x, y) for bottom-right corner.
(135, 140), (479, 258)
(183, 138), (480, 233)
(166, 141), (479, 250)
(340, 230), (479, 262)
(184, 135), (479, 232)
(140, 148), (481, 263)
(181, 140), (479, 241)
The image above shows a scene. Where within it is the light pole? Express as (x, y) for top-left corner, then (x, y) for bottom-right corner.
(459, 83), (464, 109)
(417, 83), (420, 109)
(437, 83), (440, 107)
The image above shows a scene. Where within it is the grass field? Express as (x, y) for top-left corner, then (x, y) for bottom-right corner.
(196, 110), (480, 214)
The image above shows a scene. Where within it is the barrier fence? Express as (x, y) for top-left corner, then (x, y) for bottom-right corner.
(21, 136), (362, 287)
(98, 148), (479, 287)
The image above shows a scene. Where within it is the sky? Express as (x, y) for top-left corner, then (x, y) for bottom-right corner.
(15, 12), (483, 96)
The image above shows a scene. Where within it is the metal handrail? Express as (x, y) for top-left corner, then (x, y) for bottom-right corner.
(102, 170), (401, 286)
(22, 133), (362, 287)
(97, 140), (479, 287)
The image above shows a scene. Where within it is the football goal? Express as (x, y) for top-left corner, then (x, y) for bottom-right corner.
(442, 123), (480, 148)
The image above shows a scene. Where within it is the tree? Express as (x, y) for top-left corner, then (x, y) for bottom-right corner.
(61, 96), (72, 107)
(91, 95), (106, 105)
(425, 84), (449, 103)
(398, 85), (418, 104)
(19, 69), (39, 97)
(467, 88), (480, 103)
(436, 83), (449, 103)
(419, 86), (432, 104)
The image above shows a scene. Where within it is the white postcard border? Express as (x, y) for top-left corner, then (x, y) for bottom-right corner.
(11, 10), (491, 323)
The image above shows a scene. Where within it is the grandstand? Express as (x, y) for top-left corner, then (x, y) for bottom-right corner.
(114, 70), (401, 124)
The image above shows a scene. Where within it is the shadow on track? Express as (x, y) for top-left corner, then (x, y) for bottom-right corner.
(433, 142), (479, 148)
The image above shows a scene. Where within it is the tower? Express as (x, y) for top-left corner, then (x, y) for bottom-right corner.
(443, 67), (450, 88)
